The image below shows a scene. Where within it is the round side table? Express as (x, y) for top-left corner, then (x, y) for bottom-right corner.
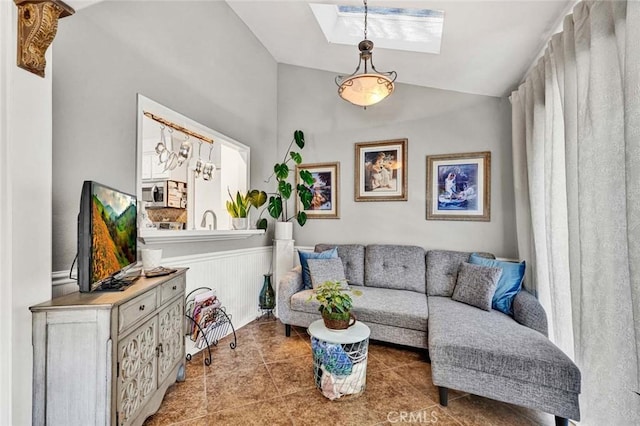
(307, 319), (371, 400)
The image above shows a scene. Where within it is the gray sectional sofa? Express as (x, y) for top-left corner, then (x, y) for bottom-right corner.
(277, 244), (581, 425)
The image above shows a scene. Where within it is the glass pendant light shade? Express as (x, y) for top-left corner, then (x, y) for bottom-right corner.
(338, 73), (395, 107)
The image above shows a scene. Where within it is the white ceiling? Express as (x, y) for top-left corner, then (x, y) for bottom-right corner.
(65, 0), (102, 11)
(227, 0), (576, 97)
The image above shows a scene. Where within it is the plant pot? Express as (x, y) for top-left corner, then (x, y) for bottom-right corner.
(322, 310), (356, 330)
(232, 217), (248, 230)
(275, 221), (293, 240)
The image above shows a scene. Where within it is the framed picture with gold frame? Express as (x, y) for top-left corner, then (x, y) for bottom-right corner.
(426, 151), (491, 221)
(295, 162), (340, 219)
(354, 139), (408, 202)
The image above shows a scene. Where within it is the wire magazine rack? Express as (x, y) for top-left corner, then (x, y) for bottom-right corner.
(184, 287), (237, 366)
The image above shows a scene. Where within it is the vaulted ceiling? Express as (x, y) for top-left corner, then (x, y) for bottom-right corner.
(65, 0), (576, 98)
(227, 0), (576, 97)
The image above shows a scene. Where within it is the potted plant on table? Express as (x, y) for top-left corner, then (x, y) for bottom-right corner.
(309, 281), (362, 330)
(226, 189), (267, 230)
(257, 130), (314, 238)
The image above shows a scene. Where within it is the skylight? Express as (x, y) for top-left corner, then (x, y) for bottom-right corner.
(310, 3), (445, 54)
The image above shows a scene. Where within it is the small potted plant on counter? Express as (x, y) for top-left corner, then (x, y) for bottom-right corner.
(226, 189), (267, 230)
(258, 130), (314, 238)
(309, 281), (362, 330)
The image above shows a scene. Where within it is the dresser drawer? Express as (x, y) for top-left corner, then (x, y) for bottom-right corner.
(160, 275), (186, 305)
(118, 289), (158, 334)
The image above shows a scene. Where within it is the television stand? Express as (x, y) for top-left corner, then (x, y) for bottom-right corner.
(30, 269), (188, 426)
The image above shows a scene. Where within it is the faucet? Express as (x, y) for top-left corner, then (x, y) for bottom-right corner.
(200, 210), (217, 230)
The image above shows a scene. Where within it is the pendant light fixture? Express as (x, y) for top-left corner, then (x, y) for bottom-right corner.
(335, 0), (397, 108)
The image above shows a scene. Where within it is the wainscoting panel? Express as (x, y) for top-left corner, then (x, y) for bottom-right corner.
(52, 246), (273, 333)
(162, 247), (272, 330)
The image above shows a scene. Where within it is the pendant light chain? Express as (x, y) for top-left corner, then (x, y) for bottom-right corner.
(363, 0), (368, 40)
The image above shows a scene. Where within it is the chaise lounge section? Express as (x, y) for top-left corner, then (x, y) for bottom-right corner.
(429, 295), (580, 425)
(424, 250), (581, 425)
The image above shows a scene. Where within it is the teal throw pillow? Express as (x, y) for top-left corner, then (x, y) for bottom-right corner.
(299, 247), (338, 289)
(469, 253), (526, 315)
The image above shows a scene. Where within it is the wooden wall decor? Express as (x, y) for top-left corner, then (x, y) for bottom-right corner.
(14, 0), (74, 78)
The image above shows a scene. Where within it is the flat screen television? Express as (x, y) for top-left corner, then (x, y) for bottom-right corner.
(77, 181), (138, 292)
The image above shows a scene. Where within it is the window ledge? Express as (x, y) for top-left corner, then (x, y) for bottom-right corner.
(139, 229), (265, 245)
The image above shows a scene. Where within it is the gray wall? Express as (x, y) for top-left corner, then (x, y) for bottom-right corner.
(53, 3), (517, 271)
(52, 1), (278, 271)
(278, 64), (517, 258)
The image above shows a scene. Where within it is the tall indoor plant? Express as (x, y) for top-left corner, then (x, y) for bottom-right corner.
(257, 130), (314, 236)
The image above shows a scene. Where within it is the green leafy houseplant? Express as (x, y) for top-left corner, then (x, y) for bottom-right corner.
(226, 189), (267, 218)
(308, 281), (362, 328)
(257, 130), (314, 230)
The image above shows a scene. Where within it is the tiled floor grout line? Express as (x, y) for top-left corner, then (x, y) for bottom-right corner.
(502, 401), (548, 426)
(204, 329), (287, 417)
(174, 415), (207, 426)
(262, 354), (284, 397)
(448, 393), (469, 403)
(205, 389), (284, 416)
(445, 410), (466, 426)
(199, 355), (208, 424)
(252, 329), (301, 426)
(262, 353), (309, 363)
(384, 364), (441, 408)
(255, 323), (302, 399)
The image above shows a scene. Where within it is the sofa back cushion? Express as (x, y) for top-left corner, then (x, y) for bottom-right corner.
(364, 245), (426, 293)
(426, 250), (495, 297)
(315, 244), (365, 286)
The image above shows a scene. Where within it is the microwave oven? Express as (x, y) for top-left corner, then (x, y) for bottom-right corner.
(141, 180), (187, 208)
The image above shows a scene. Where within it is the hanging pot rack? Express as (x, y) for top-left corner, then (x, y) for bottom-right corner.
(143, 111), (214, 144)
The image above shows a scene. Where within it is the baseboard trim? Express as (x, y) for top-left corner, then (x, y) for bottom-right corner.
(52, 270), (75, 287)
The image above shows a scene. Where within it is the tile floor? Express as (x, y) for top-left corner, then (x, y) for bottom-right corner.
(143, 319), (557, 426)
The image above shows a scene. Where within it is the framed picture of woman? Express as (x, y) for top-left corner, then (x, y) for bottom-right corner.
(426, 151), (491, 221)
(295, 162), (340, 219)
(354, 139), (408, 202)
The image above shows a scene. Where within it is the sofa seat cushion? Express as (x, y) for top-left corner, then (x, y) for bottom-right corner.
(428, 296), (580, 393)
(365, 245), (426, 293)
(290, 287), (428, 332)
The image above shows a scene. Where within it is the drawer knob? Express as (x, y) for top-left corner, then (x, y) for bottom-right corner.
(139, 305), (145, 311)
(172, 285), (177, 290)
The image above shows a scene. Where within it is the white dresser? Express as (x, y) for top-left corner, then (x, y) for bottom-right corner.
(30, 269), (188, 426)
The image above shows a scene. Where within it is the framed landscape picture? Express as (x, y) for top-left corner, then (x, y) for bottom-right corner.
(426, 151), (491, 221)
(296, 162), (340, 219)
(354, 139), (407, 202)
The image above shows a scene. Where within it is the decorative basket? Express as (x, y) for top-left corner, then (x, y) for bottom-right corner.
(322, 311), (356, 330)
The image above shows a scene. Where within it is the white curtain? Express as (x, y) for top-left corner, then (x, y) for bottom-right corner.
(511, 1), (640, 424)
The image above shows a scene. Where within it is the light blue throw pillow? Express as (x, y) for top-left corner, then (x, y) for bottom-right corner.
(469, 253), (526, 315)
(299, 247), (338, 289)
